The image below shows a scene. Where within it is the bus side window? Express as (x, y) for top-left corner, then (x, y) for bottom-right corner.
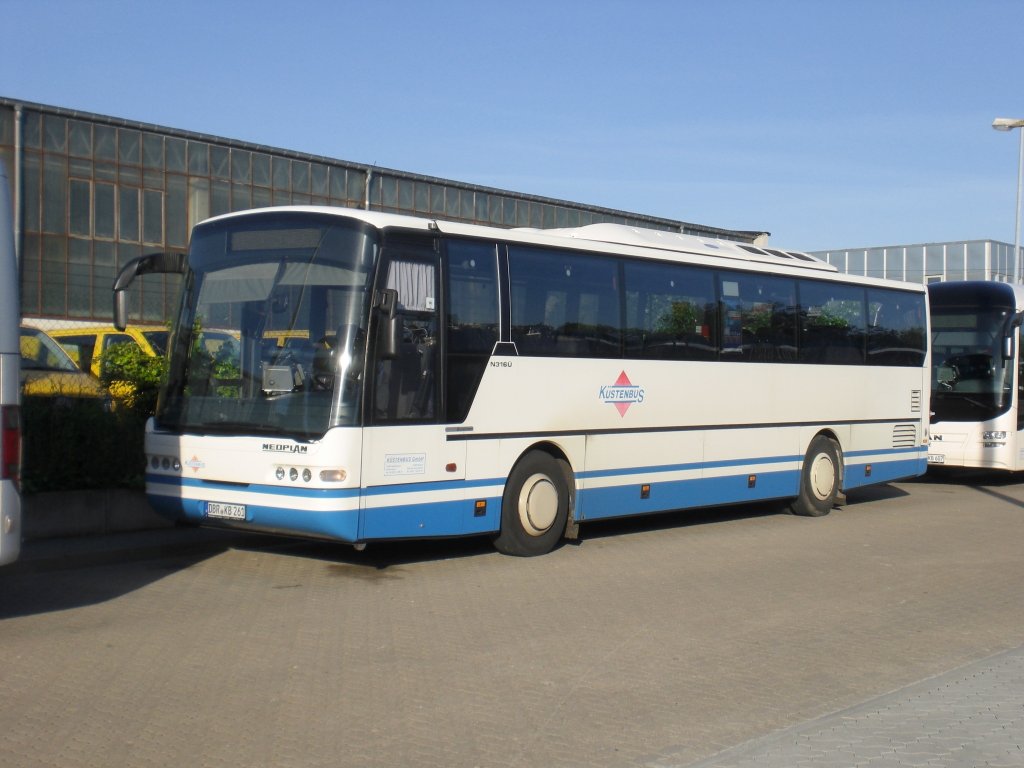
(445, 241), (499, 422)
(374, 256), (439, 422)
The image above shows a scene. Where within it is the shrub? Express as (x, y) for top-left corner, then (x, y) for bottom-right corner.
(20, 396), (148, 493)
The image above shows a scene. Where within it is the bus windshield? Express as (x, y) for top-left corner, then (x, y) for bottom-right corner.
(931, 306), (1014, 423)
(156, 213), (379, 440)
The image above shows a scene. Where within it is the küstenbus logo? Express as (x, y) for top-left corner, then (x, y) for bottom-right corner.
(599, 371), (645, 417)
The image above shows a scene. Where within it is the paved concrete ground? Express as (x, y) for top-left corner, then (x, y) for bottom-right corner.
(671, 646), (1024, 767)
(3, 473), (1024, 767)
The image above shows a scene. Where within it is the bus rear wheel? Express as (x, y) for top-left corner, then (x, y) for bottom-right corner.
(494, 452), (569, 556)
(790, 435), (841, 517)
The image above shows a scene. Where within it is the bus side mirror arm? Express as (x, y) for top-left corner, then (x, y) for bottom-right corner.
(375, 288), (400, 360)
(112, 252), (186, 330)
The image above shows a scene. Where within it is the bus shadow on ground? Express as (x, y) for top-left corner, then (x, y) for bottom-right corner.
(0, 548), (227, 619)
(229, 480), (920, 572)
(264, 494), (889, 572)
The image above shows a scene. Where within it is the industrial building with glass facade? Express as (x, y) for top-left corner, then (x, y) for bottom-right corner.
(811, 240), (1019, 284)
(0, 97), (764, 327)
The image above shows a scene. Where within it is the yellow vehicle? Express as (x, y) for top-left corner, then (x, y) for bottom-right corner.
(49, 325), (236, 378)
(19, 326), (109, 403)
(46, 325), (165, 379)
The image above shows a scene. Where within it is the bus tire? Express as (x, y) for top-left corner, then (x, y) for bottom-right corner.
(494, 451), (569, 556)
(790, 435), (841, 517)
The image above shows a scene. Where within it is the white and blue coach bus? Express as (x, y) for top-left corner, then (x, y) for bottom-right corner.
(928, 280), (1024, 471)
(0, 160), (22, 566)
(113, 207), (929, 556)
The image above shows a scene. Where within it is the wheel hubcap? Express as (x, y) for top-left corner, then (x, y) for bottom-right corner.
(518, 473), (558, 536)
(809, 453), (836, 501)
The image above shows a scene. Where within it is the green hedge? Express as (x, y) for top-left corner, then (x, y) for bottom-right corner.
(21, 343), (165, 494)
(21, 398), (148, 493)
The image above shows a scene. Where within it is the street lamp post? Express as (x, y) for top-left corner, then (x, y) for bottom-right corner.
(993, 118), (1024, 284)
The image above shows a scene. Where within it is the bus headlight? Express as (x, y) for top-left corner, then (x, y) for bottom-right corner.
(320, 469), (347, 482)
(983, 431), (1007, 440)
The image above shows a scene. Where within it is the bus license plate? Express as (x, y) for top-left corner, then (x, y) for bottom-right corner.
(207, 502), (246, 520)
(927, 454), (945, 465)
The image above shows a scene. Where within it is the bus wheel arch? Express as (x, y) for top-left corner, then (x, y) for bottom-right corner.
(493, 446), (574, 556)
(790, 432), (843, 517)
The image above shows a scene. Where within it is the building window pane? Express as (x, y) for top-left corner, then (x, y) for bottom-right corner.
(967, 242), (987, 280)
(252, 186), (272, 208)
(42, 235), (68, 314)
(925, 244), (944, 279)
(22, 111), (41, 149)
(311, 164), (328, 197)
(291, 160), (310, 193)
(905, 246), (924, 283)
(119, 187), (139, 241)
(414, 182), (428, 212)
(211, 146), (230, 179)
(119, 129), (141, 165)
(885, 248), (904, 281)
(329, 168), (347, 200)
(211, 180), (230, 217)
(166, 137), (186, 172)
(69, 238), (91, 317)
(252, 153), (271, 187)
(347, 170), (364, 202)
(947, 243), (965, 280)
(143, 189), (164, 243)
(231, 184), (251, 211)
(231, 149), (251, 183)
(94, 183), (115, 239)
(140, 133), (162, 169)
(381, 176), (398, 209)
(188, 177), (210, 231)
(43, 155), (68, 234)
(188, 141), (209, 174)
(44, 116), (67, 152)
(166, 175), (187, 248)
(445, 189), (460, 218)
(867, 248), (884, 278)
(94, 125), (116, 161)
(70, 179), (91, 236)
(272, 157), (290, 189)
(93, 241), (115, 318)
(69, 120), (92, 158)
(398, 178), (414, 210)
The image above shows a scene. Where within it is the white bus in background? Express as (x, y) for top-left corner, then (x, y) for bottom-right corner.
(928, 280), (1024, 471)
(0, 160), (22, 565)
(113, 206), (929, 556)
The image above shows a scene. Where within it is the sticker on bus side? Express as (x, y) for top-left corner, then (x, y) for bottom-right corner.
(384, 453), (427, 477)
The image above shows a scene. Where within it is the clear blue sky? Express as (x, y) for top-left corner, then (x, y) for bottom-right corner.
(3, 0), (1023, 252)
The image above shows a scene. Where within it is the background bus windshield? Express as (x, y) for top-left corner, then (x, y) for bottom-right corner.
(931, 307), (1014, 422)
(157, 214), (378, 439)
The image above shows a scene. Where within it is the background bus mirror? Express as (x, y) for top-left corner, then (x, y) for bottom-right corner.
(112, 252), (186, 330)
(1003, 334), (1015, 360)
(375, 288), (400, 360)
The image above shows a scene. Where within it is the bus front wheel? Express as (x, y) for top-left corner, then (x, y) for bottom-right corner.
(790, 435), (841, 517)
(494, 452), (569, 556)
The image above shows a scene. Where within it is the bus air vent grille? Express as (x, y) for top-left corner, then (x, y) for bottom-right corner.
(892, 424), (918, 448)
(910, 390), (922, 413)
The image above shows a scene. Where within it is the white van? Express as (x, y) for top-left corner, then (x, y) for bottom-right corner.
(0, 159), (22, 565)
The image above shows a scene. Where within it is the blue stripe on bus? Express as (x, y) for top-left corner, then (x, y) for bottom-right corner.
(577, 453), (801, 480)
(146, 448), (926, 541)
(577, 468), (801, 520)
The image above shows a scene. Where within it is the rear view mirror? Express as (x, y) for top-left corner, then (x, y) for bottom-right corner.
(375, 288), (400, 360)
(112, 252), (186, 330)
